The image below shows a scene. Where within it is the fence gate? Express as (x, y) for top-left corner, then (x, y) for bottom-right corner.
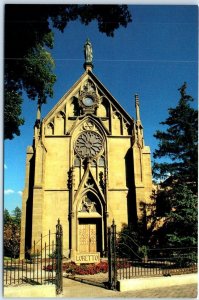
(4, 219), (63, 295)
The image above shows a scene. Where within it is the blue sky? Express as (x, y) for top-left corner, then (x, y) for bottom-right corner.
(4, 5), (198, 213)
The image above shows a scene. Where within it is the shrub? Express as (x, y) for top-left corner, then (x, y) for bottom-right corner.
(43, 263), (56, 271)
(43, 260), (108, 275)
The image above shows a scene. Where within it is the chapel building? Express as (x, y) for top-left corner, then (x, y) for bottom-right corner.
(20, 40), (153, 261)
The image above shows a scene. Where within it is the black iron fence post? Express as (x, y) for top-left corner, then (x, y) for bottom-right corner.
(108, 227), (112, 287)
(108, 220), (117, 290)
(112, 220), (117, 290)
(56, 219), (63, 295)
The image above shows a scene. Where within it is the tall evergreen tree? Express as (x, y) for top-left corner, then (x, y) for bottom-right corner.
(153, 82), (198, 193)
(153, 83), (198, 248)
(12, 207), (22, 227)
(4, 209), (11, 225)
(165, 184), (197, 248)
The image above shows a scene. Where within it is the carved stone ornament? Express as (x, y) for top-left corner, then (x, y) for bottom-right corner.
(82, 80), (95, 93)
(79, 197), (97, 213)
(78, 91), (99, 113)
(75, 131), (103, 159)
(83, 120), (95, 131)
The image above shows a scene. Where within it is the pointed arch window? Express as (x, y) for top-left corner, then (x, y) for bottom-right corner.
(98, 156), (105, 191)
(74, 155), (82, 189)
(46, 122), (54, 135)
(97, 98), (109, 118)
(69, 97), (80, 117)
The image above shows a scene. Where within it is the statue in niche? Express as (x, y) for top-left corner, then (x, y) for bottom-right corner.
(84, 38), (93, 63)
(79, 197), (97, 213)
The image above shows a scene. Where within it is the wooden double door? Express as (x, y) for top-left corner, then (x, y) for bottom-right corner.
(78, 219), (101, 253)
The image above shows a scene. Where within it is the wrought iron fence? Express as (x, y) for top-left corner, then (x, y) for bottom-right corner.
(116, 253), (197, 280)
(108, 220), (197, 290)
(4, 219), (63, 295)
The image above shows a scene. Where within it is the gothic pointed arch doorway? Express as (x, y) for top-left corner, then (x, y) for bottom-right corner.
(77, 191), (104, 255)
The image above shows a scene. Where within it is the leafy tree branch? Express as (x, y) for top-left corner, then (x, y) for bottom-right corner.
(4, 4), (132, 139)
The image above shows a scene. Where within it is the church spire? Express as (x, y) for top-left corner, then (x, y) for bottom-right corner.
(83, 38), (94, 72)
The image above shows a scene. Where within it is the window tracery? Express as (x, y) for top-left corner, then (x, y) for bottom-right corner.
(75, 131), (103, 159)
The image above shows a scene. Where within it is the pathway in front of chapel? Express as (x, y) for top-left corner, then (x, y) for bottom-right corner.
(61, 277), (198, 298)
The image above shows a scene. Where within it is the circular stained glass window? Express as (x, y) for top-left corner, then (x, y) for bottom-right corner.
(75, 131), (103, 158)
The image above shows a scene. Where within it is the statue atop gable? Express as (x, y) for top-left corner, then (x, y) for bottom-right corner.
(84, 38), (93, 63)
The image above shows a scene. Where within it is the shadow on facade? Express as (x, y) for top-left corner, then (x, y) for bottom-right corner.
(125, 148), (137, 228)
(25, 154), (35, 255)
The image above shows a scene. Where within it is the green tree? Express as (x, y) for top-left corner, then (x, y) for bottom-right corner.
(4, 222), (20, 258)
(153, 83), (198, 248)
(165, 184), (197, 248)
(5, 4), (132, 139)
(153, 82), (198, 193)
(3, 207), (21, 257)
(12, 206), (21, 227)
(4, 209), (11, 225)
(117, 223), (148, 259)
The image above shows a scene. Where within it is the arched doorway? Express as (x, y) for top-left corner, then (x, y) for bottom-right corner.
(77, 191), (103, 254)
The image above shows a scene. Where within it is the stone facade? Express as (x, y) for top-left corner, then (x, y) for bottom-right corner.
(20, 57), (152, 260)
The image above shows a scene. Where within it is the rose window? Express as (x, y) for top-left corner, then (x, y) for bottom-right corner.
(75, 131), (103, 158)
